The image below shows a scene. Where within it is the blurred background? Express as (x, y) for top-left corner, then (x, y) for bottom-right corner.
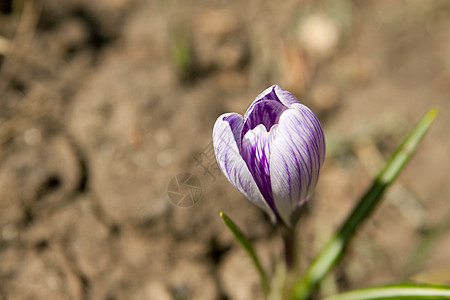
(0, 0), (449, 299)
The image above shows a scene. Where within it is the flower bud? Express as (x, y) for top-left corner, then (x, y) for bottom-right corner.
(213, 85), (325, 227)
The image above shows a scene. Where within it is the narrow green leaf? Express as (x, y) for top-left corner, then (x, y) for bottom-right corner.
(220, 212), (269, 293)
(323, 282), (450, 300)
(170, 26), (193, 78)
(292, 108), (438, 300)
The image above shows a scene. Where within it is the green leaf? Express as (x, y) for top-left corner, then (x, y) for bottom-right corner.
(170, 26), (194, 78)
(292, 108), (438, 300)
(323, 282), (450, 300)
(220, 212), (269, 293)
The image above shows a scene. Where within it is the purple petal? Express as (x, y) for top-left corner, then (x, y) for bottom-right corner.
(253, 85), (280, 102)
(242, 100), (286, 135)
(240, 124), (277, 213)
(213, 113), (276, 222)
(269, 104), (325, 226)
(273, 85), (301, 108)
(242, 85), (287, 138)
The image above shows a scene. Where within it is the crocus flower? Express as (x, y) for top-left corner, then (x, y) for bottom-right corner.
(213, 85), (325, 227)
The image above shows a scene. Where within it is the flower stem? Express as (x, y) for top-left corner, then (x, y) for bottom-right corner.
(280, 225), (299, 299)
(282, 227), (297, 272)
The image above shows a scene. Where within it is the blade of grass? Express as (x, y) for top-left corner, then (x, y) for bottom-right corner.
(323, 282), (450, 300)
(220, 212), (269, 293)
(170, 25), (194, 79)
(292, 108), (438, 300)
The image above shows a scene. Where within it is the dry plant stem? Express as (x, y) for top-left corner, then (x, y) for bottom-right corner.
(0, 1), (41, 92)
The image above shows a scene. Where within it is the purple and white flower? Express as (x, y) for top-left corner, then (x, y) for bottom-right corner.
(213, 85), (325, 227)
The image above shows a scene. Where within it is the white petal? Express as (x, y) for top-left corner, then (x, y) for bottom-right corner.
(241, 124), (275, 212)
(274, 85), (302, 107)
(213, 113), (276, 223)
(269, 104), (325, 226)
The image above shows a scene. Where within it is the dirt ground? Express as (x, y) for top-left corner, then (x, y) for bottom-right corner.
(1, 0), (449, 299)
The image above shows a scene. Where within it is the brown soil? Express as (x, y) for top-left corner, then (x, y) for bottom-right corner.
(1, 0), (449, 299)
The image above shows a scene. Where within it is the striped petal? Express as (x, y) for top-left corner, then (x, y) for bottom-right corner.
(273, 85), (302, 107)
(213, 113), (276, 222)
(269, 104), (326, 226)
(242, 85), (288, 136)
(241, 124), (277, 213)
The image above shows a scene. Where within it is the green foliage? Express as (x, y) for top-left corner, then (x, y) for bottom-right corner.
(292, 108), (438, 299)
(221, 109), (449, 300)
(323, 282), (450, 300)
(170, 27), (194, 79)
(220, 212), (269, 294)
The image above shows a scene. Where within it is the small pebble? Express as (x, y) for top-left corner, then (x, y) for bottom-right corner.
(24, 128), (42, 146)
(2, 223), (18, 240)
(298, 13), (339, 58)
(157, 151), (172, 167)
